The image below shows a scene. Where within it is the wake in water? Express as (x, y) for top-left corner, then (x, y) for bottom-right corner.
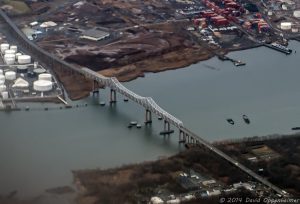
(203, 63), (220, 71)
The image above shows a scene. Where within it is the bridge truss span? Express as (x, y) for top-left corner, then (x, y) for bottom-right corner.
(81, 68), (183, 128)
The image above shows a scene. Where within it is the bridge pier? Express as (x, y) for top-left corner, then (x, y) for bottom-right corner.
(179, 130), (186, 143)
(145, 109), (152, 125)
(185, 134), (190, 143)
(110, 89), (117, 103)
(92, 80), (99, 97)
(164, 120), (170, 132)
(160, 120), (174, 135)
(190, 137), (195, 144)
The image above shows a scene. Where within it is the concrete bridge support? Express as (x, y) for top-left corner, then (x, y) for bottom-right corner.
(110, 89), (117, 103)
(179, 130), (185, 143)
(92, 80), (99, 97)
(185, 134), (190, 144)
(164, 120), (170, 132)
(145, 109), (152, 125)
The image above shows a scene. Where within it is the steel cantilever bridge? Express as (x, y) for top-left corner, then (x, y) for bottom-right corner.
(81, 67), (183, 128)
(0, 9), (288, 197)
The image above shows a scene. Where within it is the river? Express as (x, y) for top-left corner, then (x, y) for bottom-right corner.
(0, 41), (299, 198)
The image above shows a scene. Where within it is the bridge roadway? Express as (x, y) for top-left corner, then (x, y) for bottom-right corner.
(81, 68), (287, 196)
(0, 9), (287, 197)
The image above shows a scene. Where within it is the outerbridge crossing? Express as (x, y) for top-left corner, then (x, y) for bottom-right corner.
(0, 9), (288, 197)
(77, 68), (289, 196)
(80, 67), (183, 128)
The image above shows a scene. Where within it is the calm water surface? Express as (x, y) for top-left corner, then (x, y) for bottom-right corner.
(0, 41), (299, 197)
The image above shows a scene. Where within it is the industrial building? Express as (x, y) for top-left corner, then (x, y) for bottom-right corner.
(80, 29), (110, 41)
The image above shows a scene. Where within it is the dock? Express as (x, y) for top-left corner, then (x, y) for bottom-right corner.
(264, 43), (292, 54)
(218, 55), (246, 66)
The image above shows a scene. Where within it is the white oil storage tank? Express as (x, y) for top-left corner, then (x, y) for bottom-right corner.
(38, 73), (52, 81)
(17, 65), (28, 73)
(0, 75), (5, 81)
(280, 22), (292, 30)
(0, 85), (6, 92)
(5, 71), (16, 80)
(5, 49), (16, 55)
(18, 55), (31, 64)
(1, 91), (8, 99)
(4, 53), (15, 59)
(0, 80), (4, 85)
(294, 10), (300, 18)
(33, 80), (53, 92)
(0, 43), (9, 53)
(15, 53), (22, 59)
(4, 54), (16, 65)
(0, 70), (3, 75)
(10, 45), (18, 52)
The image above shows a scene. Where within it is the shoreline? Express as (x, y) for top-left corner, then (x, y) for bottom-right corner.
(93, 43), (262, 83)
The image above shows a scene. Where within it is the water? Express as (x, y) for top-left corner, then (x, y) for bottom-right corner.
(125, 41), (300, 140)
(0, 41), (299, 197)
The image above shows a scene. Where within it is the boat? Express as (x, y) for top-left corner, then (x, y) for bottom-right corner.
(124, 98), (129, 102)
(242, 115), (250, 124)
(291, 127), (300, 130)
(127, 125), (133, 128)
(100, 101), (106, 106)
(158, 116), (163, 120)
(234, 60), (246, 66)
(226, 118), (234, 125)
(130, 121), (138, 126)
(136, 124), (142, 128)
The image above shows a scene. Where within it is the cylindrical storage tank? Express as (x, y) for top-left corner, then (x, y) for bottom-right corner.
(18, 55), (31, 64)
(10, 45), (17, 52)
(0, 80), (4, 85)
(4, 53), (15, 59)
(280, 22), (292, 30)
(1, 91), (8, 99)
(4, 53), (16, 65)
(5, 49), (16, 55)
(15, 53), (22, 59)
(4, 57), (15, 65)
(33, 68), (46, 74)
(5, 71), (16, 80)
(0, 75), (5, 81)
(0, 70), (3, 75)
(0, 85), (6, 92)
(33, 80), (53, 92)
(294, 10), (300, 18)
(38, 73), (52, 81)
(0, 43), (9, 53)
(17, 65), (28, 73)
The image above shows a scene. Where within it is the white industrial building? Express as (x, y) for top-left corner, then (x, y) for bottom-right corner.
(80, 29), (110, 41)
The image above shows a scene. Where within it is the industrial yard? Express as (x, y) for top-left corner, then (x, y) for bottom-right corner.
(0, 0), (299, 100)
(0, 32), (63, 109)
